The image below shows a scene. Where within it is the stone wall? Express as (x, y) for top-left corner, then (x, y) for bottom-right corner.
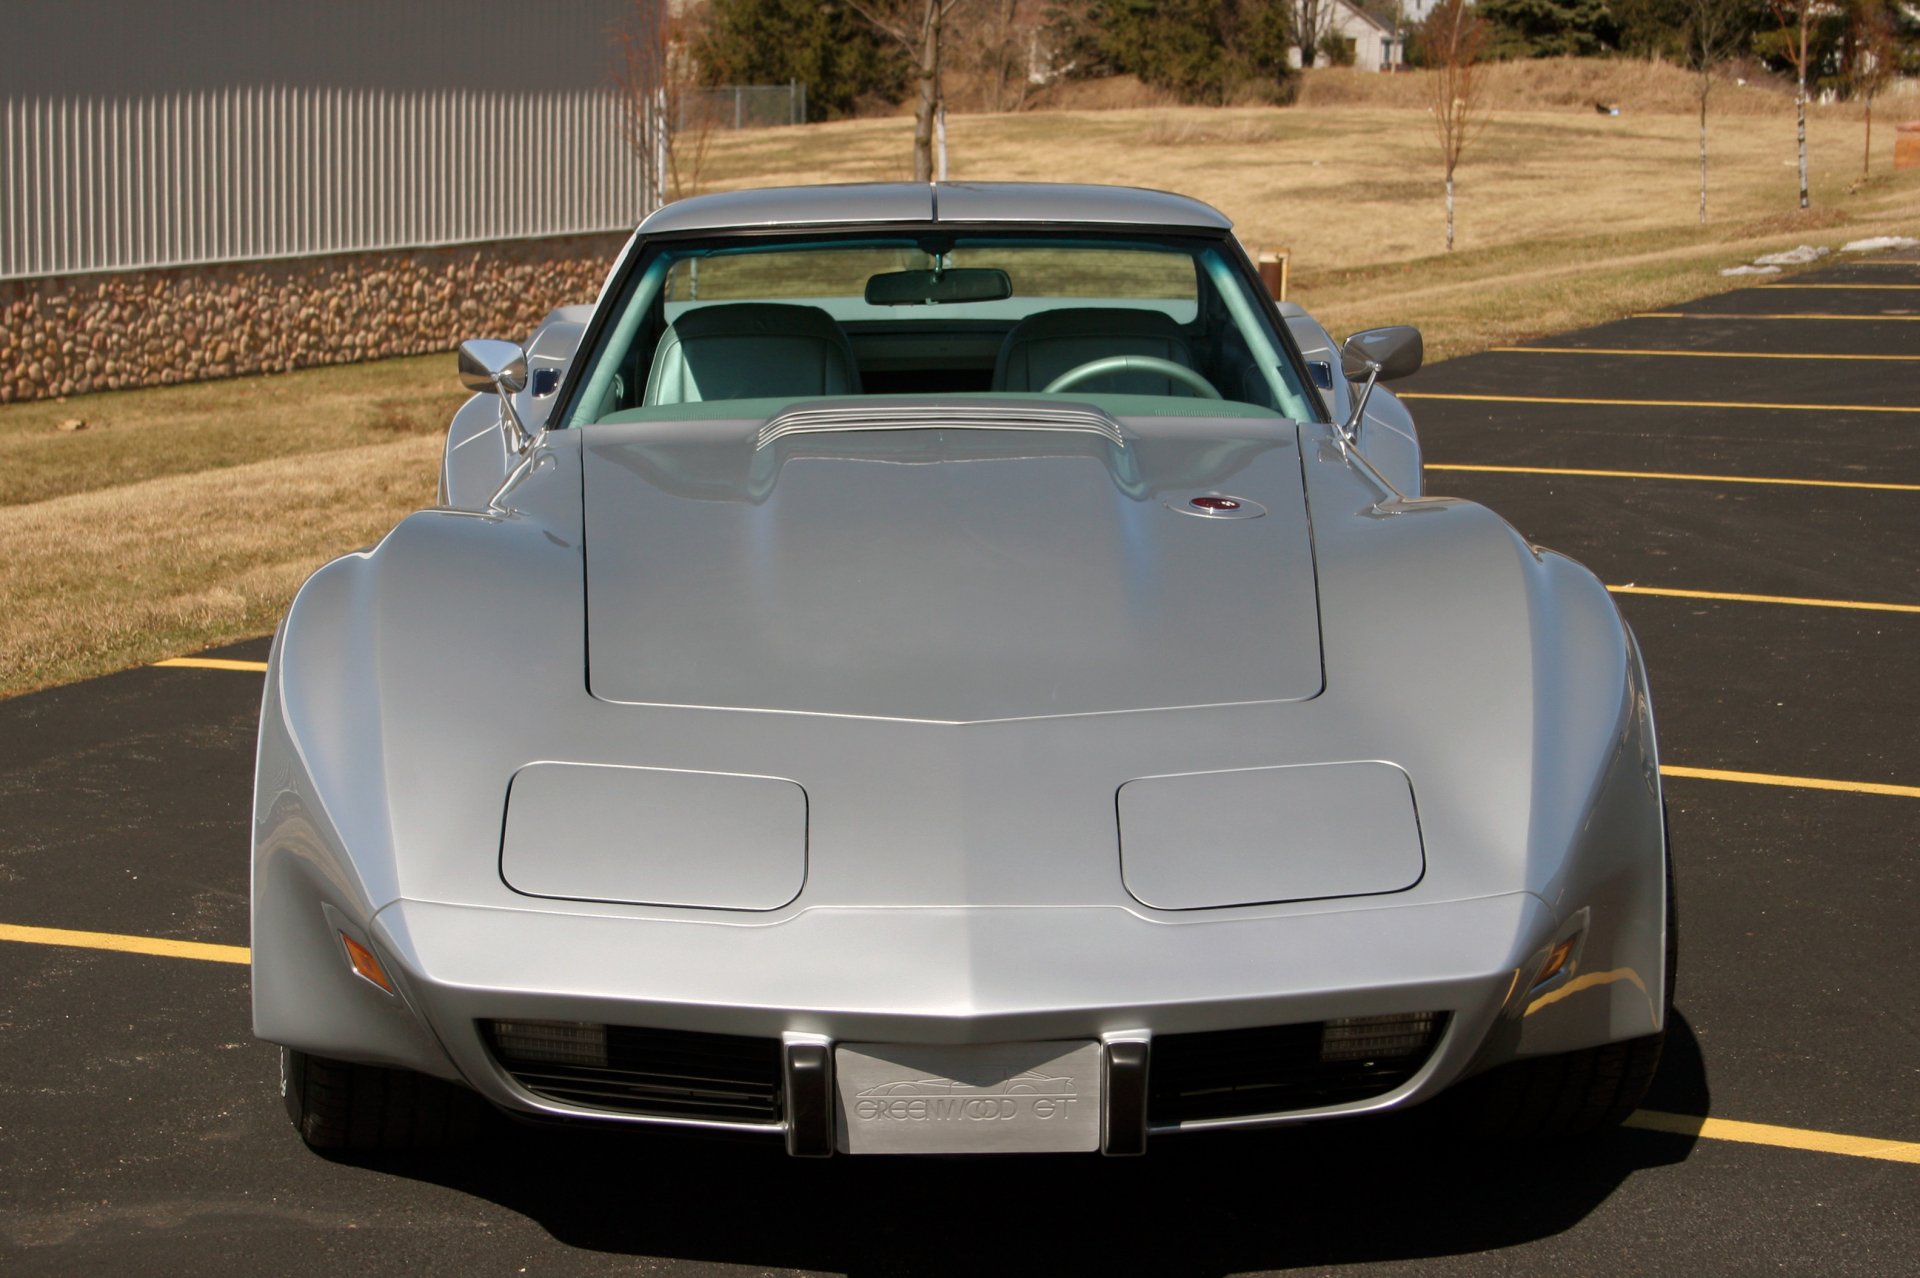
(0, 232), (631, 403)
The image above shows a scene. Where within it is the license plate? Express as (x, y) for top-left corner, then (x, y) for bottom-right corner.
(834, 1040), (1101, 1155)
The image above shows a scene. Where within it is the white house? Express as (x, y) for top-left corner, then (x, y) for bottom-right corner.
(1292, 1), (1411, 73)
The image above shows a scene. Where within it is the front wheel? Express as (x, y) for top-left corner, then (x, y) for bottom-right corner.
(1445, 1032), (1666, 1141)
(281, 1046), (486, 1151)
(1448, 831), (1676, 1140)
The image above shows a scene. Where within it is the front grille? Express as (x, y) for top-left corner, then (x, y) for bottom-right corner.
(1148, 1013), (1446, 1125)
(484, 1021), (783, 1124)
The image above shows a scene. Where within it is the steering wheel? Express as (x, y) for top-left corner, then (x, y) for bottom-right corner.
(1043, 355), (1222, 399)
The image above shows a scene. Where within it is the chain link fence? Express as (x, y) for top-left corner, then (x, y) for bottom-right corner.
(678, 83), (808, 132)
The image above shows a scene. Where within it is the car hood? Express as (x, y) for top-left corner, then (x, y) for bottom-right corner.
(580, 405), (1324, 722)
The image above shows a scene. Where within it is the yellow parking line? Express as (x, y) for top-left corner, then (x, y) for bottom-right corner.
(1625, 1111), (1920, 1165)
(1426, 463), (1920, 493)
(0, 922), (249, 965)
(1398, 392), (1920, 413)
(152, 657), (269, 672)
(1488, 346), (1920, 362)
(1758, 282), (1920, 290)
(1660, 764), (1920, 799)
(1632, 311), (1920, 321)
(1607, 583), (1920, 614)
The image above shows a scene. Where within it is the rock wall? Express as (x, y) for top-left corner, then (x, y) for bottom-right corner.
(0, 233), (630, 403)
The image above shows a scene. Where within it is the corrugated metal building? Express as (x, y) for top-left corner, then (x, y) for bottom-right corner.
(3, 0), (656, 280)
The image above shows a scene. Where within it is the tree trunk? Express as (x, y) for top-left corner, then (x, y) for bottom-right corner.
(912, 2), (942, 183)
(1796, 87), (1809, 208)
(1445, 169), (1455, 252)
(1863, 95), (1873, 177)
(1794, 19), (1810, 209)
(1698, 84), (1709, 225)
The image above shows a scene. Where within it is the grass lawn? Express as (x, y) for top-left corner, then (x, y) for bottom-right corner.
(4, 68), (1916, 697)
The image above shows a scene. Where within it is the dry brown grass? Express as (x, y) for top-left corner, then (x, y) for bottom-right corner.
(1, 353), (465, 508)
(1293, 56), (1815, 115)
(4, 60), (1916, 698)
(0, 436), (439, 694)
(701, 100), (1917, 274)
(1030, 58), (1905, 118)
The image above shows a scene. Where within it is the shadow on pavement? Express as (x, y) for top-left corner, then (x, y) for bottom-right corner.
(329, 1014), (1710, 1275)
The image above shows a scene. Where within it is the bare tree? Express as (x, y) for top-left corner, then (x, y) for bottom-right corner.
(612, 0), (714, 204)
(951, 0), (1037, 113)
(1423, 0), (1488, 252)
(1769, 0), (1815, 208)
(1686, 0), (1742, 224)
(1851, 0), (1896, 178)
(850, 0), (966, 182)
(1290, 0), (1335, 69)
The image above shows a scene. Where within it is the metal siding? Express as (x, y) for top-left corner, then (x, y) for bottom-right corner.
(2, 0), (657, 279)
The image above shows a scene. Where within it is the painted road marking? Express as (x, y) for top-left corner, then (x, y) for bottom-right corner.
(1399, 392), (1920, 413)
(0, 921), (1914, 1164)
(1758, 282), (1920, 290)
(1607, 584), (1920, 615)
(1488, 346), (1920, 362)
(1660, 764), (1920, 799)
(0, 922), (249, 965)
(152, 657), (269, 672)
(1624, 1111), (1920, 1165)
(1426, 463), (1920, 493)
(1632, 311), (1920, 321)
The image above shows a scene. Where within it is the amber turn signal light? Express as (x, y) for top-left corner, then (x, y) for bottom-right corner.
(1533, 936), (1578, 988)
(340, 932), (395, 994)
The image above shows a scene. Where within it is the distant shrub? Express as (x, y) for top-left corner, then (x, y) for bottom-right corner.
(1049, 0), (1297, 105)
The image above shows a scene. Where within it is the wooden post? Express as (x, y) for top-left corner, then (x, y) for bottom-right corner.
(1257, 248), (1292, 302)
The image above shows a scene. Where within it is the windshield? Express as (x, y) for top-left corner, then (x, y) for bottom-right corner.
(561, 231), (1318, 426)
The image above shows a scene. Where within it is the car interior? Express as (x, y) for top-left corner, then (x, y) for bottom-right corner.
(564, 235), (1316, 425)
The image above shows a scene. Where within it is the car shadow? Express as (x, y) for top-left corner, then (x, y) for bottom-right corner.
(334, 1013), (1710, 1275)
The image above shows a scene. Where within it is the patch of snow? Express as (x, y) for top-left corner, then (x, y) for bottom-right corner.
(1840, 236), (1920, 252)
(1753, 245), (1830, 266)
(1721, 264), (1782, 276)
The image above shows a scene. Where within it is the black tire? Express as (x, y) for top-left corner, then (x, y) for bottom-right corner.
(1449, 1030), (1666, 1141)
(1449, 826), (1677, 1141)
(280, 1046), (486, 1152)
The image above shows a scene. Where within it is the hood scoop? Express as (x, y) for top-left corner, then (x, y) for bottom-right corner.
(757, 399), (1128, 450)
(582, 415), (1324, 723)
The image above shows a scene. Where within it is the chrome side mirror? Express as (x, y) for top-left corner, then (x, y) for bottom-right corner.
(457, 339), (536, 454)
(458, 339), (529, 395)
(1338, 325), (1423, 443)
(1340, 326), (1423, 383)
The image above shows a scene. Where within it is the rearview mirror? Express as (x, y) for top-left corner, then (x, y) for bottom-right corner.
(864, 268), (1013, 306)
(1339, 326), (1423, 383)
(458, 339), (529, 395)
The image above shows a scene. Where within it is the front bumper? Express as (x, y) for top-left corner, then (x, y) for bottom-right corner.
(337, 891), (1558, 1152)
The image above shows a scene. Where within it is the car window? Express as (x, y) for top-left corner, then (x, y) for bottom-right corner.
(564, 233), (1316, 426)
(664, 245), (1197, 321)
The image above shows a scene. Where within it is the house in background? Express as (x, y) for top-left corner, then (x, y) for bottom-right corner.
(1295, 0), (1430, 73)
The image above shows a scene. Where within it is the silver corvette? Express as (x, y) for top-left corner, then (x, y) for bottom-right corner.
(254, 183), (1671, 1157)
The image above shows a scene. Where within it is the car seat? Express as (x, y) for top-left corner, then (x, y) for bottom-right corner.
(643, 302), (862, 405)
(991, 307), (1199, 396)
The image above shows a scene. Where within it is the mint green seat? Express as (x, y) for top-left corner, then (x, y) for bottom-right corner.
(643, 303), (863, 406)
(992, 307), (1198, 396)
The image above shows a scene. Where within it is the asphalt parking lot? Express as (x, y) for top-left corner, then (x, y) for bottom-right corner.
(3, 254), (1916, 1275)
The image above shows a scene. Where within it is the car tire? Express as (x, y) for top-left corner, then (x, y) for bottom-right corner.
(280, 1046), (486, 1151)
(1450, 827), (1677, 1141)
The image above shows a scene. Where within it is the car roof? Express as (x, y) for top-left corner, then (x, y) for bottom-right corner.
(635, 182), (1234, 236)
